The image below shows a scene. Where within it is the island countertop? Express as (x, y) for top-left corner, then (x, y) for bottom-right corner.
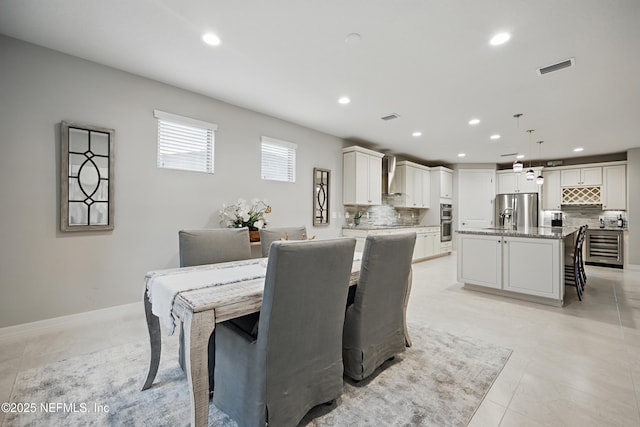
(457, 226), (579, 239)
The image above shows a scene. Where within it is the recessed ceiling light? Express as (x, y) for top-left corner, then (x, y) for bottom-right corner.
(574, 147), (584, 152)
(468, 118), (480, 125)
(458, 153), (466, 157)
(202, 33), (221, 46)
(338, 96), (351, 105)
(412, 131), (422, 137)
(516, 154), (525, 159)
(490, 134), (501, 140)
(490, 33), (510, 46)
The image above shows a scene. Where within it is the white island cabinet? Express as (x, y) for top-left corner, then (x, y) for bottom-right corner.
(457, 227), (578, 306)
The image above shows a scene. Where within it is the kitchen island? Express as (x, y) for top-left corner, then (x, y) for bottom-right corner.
(457, 226), (579, 306)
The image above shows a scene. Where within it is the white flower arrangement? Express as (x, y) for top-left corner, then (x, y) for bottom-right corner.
(219, 198), (271, 230)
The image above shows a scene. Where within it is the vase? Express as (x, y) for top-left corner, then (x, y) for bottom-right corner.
(249, 230), (260, 242)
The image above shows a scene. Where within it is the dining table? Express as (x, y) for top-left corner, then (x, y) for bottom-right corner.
(141, 254), (412, 427)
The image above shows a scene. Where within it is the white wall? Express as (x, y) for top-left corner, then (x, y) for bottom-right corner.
(0, 36), (347, 327)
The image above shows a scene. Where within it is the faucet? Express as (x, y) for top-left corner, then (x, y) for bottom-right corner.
(499, 208), (514, 228)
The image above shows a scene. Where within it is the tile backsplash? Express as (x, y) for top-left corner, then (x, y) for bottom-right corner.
(542, 205), (627, 229)
(344, 204), (420, 227)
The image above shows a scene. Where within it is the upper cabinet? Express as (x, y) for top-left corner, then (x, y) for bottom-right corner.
(496, 168), (541, 194)
(560, 167), (602, 186)
(343, 146), (384, 205)
(431, 166), (453, 201)
(541, 162), (626, 211)
(541, 170), (562, 210)
(391, 161), (431, 208)
(602, 165), (626, 210)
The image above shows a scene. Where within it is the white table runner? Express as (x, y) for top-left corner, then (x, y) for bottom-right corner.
(146, 259), (268, 334)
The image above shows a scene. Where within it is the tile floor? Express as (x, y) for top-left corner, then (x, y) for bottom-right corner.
(1, 253), (640, 426)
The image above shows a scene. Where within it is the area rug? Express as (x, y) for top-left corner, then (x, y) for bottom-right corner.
(4, 324), (511, 427)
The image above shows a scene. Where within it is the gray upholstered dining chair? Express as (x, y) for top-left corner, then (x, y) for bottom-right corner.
(178, 228), (251, 267)
(177, 227), (252, 392)
(342, 232), (416, 381)
(259, 226), (307, 257)
(212, 237), (356, 427)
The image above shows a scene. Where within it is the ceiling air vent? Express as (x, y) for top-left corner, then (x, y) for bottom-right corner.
(381, 113), (400, 121)
(500, 152), (518, 157)
(537, 57), (575, 76)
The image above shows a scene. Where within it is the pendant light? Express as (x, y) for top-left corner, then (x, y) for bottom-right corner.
(512, 113), (523, 173)
(525, 129), (535, 181)
(536, 141), (545, 185)
(513, 159), (523, 173)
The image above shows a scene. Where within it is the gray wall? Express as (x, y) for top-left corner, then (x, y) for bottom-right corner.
(628, 148), (640, 266)
(0, 36), (346, 327)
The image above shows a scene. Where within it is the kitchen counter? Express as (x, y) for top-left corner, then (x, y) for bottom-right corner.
(342, 224), (439, 230)
(593, 227), (628, 231)
(342, 224), (451, 262)
(457, 226), (578, 240)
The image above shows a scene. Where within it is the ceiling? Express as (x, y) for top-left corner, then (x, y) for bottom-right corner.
(1, 0), (639, 165)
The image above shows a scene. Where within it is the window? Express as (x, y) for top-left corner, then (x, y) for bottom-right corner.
(261, 136), (297, 182)
(154, 110), (216, 173)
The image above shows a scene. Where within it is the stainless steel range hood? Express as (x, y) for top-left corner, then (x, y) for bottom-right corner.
(382, 154), (402, 195)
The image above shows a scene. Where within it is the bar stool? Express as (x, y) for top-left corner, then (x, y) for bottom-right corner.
(576, 225), (588, 287)
(565, 225), (587, 300)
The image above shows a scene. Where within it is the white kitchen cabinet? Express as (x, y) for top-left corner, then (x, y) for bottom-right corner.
(560, 167), (602, 186)
(343, 146), (384, 205)
(391, 161), (430, 208)
(458, 234), (502, 289)
(344, 226), (445, 262)
(502, 237), (560, 298)
(430, 167), (453, 201)
(496, 169), (541, 194)
(422, 169), (432, 208)
(602, 165), (626, 210)
(542, 170), (562, 210)
(428, 227), (440, 255)
(413, 232), (428, 260)
(412, 227), (440, 260)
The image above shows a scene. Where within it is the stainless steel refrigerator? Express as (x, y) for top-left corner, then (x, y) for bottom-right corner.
(495, 193), (539, 228)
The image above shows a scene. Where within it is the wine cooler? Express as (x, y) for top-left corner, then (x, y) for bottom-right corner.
(585, 229), (623, 268)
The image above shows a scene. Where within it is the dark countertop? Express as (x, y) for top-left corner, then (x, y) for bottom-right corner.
(457, 226), (579, 239)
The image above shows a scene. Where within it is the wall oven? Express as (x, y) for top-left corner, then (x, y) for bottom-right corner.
(440, 204), (452, 221)
(440, 204), (452, 242)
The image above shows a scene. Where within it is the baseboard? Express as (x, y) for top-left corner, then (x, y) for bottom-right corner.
(626, 263), (640, 271)
(412, 251), (452, 263)
(0, 302), (140, 338)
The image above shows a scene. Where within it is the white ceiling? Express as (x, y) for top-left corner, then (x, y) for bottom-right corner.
(1, 0), (639, 165)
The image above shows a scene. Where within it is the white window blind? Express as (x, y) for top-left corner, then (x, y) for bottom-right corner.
(261, 136), (297, 182)
(154, 110), (217, 174)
